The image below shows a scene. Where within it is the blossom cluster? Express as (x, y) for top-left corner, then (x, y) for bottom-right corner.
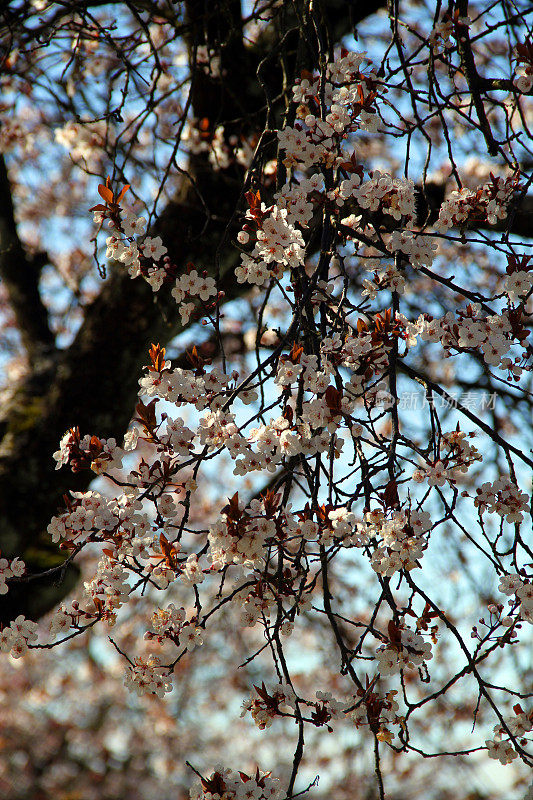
(474, 477), (530, 525)
(145, 603), (204, 650)
(103, 209), (170, 291)
(499, 573), (533, 625)
(429, 14), (471, 54)
(0, 553), (25, 594)
(386, 230), (438, 268)
(208, 495), (280, 569)
(355, 508), (432, 576)
(238, 579), (289, 628)
(96, 196), (218, 318)
(102, 231), (220, 320)
(514, 64), (533, 94)
(241, 683), (297, 729)
(83, 556), (132, 620)
(406, 305), (526, 372)
(47, 488), (140, 546)
(486, 706), (533, 764)
(139, 362), (218, 410)
(123, 655), (173, 698)
(190, 767), (281, 800)
(338, 170), (416, 222)
(514, 42), (533, 93)
(0, 615), (38, 658)
(48, 603), (79, 639)
(53, 428), (124, 474)
(435, 175), (520, 231)
(171, 269), (217, 304)
(412, 429), (482, 487)
(362, 263), (406, 299)
(502, 269), (533, 303)
(242, 682), (404, 745)
(376, 623), (434, 676)
(47, 475), (208, 610)
(274, 172), (324, 227)
(236, 204), (305, 287)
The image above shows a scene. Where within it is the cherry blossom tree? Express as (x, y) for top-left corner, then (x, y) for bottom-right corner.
(0, 1), (532, 799)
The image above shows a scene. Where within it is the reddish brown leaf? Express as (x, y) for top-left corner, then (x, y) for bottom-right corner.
(98, 184), (114, 203)
(383, 479), (400, 509)
(116, 184), (130, 203)
(149, 342), (166, 372)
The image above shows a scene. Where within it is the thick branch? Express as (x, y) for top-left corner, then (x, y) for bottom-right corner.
(0, 155), (55, 364)
(456, 0), (499, 156)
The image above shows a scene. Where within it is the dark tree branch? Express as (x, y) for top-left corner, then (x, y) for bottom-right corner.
(455, 0), (499, 156)
(0, 154), (55, 364)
